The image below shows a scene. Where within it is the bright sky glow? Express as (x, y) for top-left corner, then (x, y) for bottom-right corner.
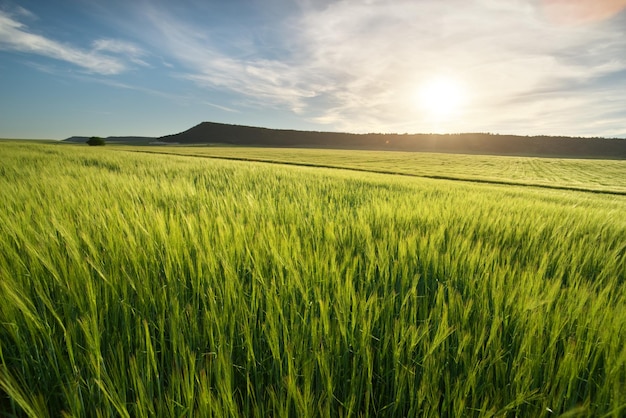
(1, 0), (625, 139)
(417, 77), (467, 119)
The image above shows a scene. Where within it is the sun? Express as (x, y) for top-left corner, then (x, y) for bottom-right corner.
(414, 76), (466, 120)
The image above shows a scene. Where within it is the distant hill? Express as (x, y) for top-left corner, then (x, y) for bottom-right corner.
(64, 123), (626, 159)
(64, 136), (91, 143)
(160, 122), (626, 159)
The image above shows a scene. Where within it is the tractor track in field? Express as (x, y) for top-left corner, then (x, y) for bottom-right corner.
(123, 149), (626, 197)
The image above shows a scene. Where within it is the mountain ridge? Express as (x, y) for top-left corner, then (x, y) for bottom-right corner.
(62, 122), (626, 159)
(158, 122), (626, 159)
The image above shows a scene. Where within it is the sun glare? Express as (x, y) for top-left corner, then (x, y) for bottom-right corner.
(415, 76), (466, 120)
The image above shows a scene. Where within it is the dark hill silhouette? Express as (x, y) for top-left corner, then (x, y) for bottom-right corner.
(64, 136), (157, 144)
(159, 122), (626, 159)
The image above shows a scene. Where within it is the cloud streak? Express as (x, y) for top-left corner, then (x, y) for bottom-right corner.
(0, 9), (146, 75)
(124, 0), (626, 135)
(284, 0), (626, 134)
(2, 1), (625, 137)
(92, 39), (150, 67)
(134, 5), (320, 114)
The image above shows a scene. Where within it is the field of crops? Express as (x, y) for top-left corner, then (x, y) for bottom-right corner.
(0, 141), (625, 417)
(125, 145), (626, 194)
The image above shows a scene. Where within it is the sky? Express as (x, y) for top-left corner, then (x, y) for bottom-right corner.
(1, 0), (626, 139)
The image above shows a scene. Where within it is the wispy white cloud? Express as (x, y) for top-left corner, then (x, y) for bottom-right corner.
(0, 9), (148, 75)
(4, 1), (624, 137)
(11, 5), (37, 20)
(202, 101), (238, 113)
(125, 0), (626, 135)
(286, 0), (626, 134)
(92, 38), (150, 67)
(134, 5), (319, 114)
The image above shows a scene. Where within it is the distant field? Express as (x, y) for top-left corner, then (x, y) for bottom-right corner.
(1, 141), (625, 417)
(121, 145), (626, 194)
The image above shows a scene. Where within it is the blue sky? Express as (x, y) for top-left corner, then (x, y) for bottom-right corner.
(1, 0), (626, 139)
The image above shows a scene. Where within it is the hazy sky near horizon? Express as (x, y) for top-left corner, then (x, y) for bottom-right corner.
(1, 0), (626, 139)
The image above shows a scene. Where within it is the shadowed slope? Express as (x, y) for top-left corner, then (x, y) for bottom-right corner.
(160, 122), (626, 159)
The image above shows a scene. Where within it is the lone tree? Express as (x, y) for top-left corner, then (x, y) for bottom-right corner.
(86, 136), (106, 146)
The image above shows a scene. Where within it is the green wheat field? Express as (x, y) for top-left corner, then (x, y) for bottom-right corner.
(0, 140), (625, 417)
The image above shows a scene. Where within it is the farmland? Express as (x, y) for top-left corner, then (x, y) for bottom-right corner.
(0, 140), (625, 417)
(125, 145), (626, 194)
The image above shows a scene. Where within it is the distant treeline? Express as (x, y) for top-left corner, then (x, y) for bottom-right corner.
(160, 122), (626, 159)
